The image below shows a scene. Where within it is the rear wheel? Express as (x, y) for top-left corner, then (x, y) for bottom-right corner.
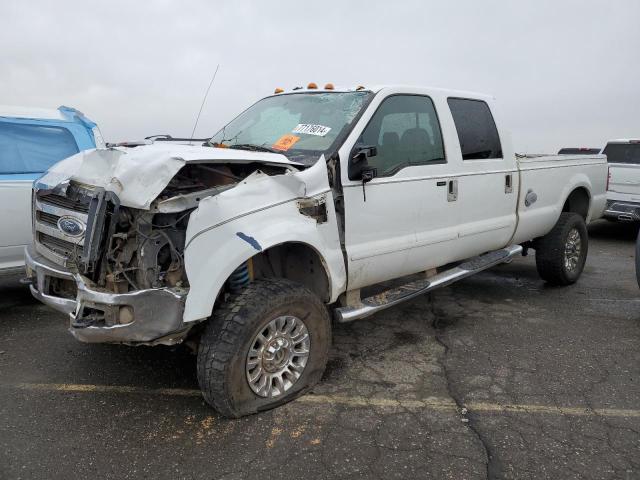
(197, 278), (330, 418)
(535, 212), (588, 285)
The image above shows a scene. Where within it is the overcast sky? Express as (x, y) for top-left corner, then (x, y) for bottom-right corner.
(1, 0), (638, 152)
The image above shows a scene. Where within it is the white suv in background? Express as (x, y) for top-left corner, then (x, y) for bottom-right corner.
(603, 139), (640, 222)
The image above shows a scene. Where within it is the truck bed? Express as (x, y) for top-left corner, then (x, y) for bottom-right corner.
(511, 154), (607, 244)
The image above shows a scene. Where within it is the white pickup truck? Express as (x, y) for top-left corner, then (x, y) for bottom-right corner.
(602, 139), (640, 221)
(25, 85), (607, 417)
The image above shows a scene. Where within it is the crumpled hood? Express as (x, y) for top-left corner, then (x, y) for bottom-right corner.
(35, 143), (301, 209)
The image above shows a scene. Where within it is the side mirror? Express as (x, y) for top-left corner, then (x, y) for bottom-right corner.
(352, 145), (378, 164)
(348, 145), (378, 180)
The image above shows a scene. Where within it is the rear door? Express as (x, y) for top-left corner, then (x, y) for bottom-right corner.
(0, 121), (80, 269)
(445, 98), (518, 257)
(340, 90), (463, 290)
(603, 142), (640, 196)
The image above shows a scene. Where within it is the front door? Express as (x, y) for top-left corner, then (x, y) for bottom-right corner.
(340, 93), (462, 290)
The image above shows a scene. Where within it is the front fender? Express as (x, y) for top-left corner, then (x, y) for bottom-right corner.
(182, 166), (346, 323)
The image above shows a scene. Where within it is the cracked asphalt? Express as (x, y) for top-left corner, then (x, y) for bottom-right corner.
(1, 219), (639, 479)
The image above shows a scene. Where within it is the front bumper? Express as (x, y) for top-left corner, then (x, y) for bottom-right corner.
(25, 245), (190, 345)
(603, 200), (640, 222)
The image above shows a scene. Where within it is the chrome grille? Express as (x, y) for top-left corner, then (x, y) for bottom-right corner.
(38, 193), (90, 213)
(36, 211), (59, 226)
(33, 190), (91, 267)
(37, 232), (84, 257)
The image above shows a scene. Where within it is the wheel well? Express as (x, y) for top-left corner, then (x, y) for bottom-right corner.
(562, 187), (590, 220)
(249, 243), (331, 302)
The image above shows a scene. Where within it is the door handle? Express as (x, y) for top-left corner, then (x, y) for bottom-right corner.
(505, 174), (513, 194)
(447, 179), (458, 202)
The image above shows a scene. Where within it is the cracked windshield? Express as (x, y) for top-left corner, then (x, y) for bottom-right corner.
(209, 91), (372, 165)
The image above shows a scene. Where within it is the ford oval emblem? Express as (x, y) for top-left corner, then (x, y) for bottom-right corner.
(57, 216), (86, 237)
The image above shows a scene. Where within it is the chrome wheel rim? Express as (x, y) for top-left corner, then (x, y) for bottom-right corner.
(564, 228), (582, 272)
(246, 315), (310, 398)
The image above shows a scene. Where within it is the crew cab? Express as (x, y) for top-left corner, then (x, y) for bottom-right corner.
(602, 139), (640, 221)
(0, 105), (103, 274)
(25, 85), (607, 417)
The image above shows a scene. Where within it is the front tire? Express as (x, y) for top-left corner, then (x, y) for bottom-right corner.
(535, 212), (588, 285)
(197, 278), (331, 418)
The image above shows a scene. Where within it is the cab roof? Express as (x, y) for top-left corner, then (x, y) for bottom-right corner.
(271, 84), (494, 101)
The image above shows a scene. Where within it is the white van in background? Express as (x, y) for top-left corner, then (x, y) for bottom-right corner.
(603, 139), (640, 222)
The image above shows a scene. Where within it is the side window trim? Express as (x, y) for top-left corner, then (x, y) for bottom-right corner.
(447, 97), (503, 161)
(349, 93), (447, 180)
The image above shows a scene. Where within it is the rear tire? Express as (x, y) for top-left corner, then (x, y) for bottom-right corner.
(197, 278), (330, 418)
(535, 212), (588, 285)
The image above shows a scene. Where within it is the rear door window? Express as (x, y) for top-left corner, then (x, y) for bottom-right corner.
(602, 143), (640, 164)
(447, 98), (502, 160)
(0, 122), (79, 174)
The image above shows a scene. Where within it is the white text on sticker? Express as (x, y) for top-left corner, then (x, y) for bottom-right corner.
(292, 124), (332, 137)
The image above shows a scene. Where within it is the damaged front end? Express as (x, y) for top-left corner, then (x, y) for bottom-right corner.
(26, 147), (295, 345)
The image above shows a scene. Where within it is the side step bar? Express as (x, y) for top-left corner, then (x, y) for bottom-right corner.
(335, 245), (523, 323)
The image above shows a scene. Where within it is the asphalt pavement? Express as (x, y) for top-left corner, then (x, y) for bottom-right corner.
(1, 220), (639, 480)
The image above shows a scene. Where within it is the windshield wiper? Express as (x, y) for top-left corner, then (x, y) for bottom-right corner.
(229, 143), (281, 154)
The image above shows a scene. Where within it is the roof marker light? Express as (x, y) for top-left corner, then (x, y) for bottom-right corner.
(307, 82), (318, 89)
(274, 87), (284, 94)
(324, 83), (335, 90)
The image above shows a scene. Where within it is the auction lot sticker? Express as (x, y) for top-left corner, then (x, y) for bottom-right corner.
(272, 134), (301, 151)
(292, 124), (332, 137)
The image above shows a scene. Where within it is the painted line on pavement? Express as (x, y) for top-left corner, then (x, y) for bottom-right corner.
(7, 382), (640, 418)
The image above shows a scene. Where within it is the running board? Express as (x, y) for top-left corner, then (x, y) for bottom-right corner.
(335, 245), (523, 323)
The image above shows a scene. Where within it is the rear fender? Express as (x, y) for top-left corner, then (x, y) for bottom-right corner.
(559, 174), (592, 215)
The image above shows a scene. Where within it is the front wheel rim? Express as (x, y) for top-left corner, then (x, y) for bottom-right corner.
(246, 315), (310, 398)
(564, 228), (582, 272)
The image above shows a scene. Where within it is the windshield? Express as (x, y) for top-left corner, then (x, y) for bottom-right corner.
(209, 91), (373, 165)
(603, 143), (640, 164)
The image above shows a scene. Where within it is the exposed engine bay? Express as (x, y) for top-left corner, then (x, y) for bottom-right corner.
(102, 162), (292, 294)
(34, 161), (291, 297)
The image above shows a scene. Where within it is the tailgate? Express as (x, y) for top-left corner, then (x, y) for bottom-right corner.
(608, 164), (640, 195)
